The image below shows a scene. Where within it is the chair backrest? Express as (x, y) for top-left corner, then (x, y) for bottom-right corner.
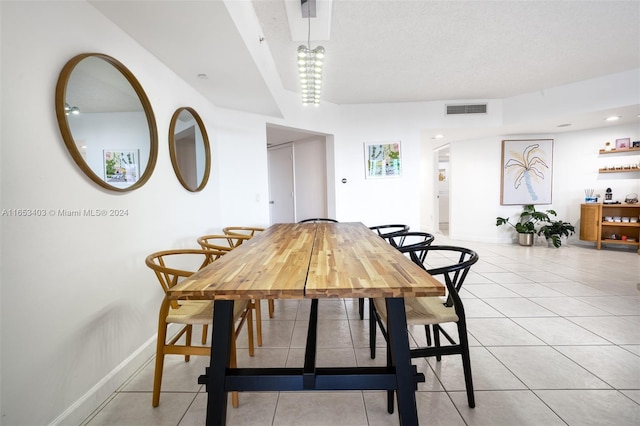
(398, 245), (479, 308)
(369, 224), (410, 246)
(197, 234), (252, 255)
(298, 218), (338, 223)
(145, 249), (225, 307)
(387, 231), (435, 251)
(222, 226), (265, 238)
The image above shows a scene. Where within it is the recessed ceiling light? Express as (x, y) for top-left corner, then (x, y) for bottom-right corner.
(605, 115), (620, 121)
(557, 123), (572, 127)
(433, 134), (444, 139)
(197, 73), (208, 79)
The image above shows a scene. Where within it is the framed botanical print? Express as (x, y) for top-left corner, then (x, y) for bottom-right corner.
(500, 139), (553, 205)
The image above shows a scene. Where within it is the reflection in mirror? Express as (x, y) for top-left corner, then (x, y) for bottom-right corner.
(55, 53), (158, 192)
(168, 107), (211, 192)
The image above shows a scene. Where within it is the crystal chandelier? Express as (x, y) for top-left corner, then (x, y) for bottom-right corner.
(297, 45), (324, 105)
(297, 0), (324, 105)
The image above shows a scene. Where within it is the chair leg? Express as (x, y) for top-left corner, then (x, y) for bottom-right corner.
(152, 336), (166, 407)
(153, 299), (171, 407)
(201, 324), (208, 345)
(230, 335), (239, 408)
(424, 324), (432, 346)
(254, 299), (262, 348)
(268, 299), (275, 318)
(246, 304), (255, 357)
(358, 297), (365, 320)
(433, 325), (442, 362)
(184, 324), (192, 362)
(369, 299), (377, 359)
(458, 320), (475, 408)
(386, 343), (394, 414)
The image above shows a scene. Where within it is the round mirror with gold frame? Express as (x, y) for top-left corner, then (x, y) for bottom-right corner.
(168, 107), (211, 192)
(55, 53), (158, 192)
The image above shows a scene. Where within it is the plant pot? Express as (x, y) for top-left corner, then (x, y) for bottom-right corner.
(518, 233), (534, 246)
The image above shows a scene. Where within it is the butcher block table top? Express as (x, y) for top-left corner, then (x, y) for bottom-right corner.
(169, 222), (444, 301)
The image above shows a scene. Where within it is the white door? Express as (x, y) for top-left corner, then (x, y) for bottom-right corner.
(268, 145), (295, 224)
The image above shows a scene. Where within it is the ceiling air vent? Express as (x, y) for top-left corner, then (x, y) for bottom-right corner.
(446, 104), (487, 115)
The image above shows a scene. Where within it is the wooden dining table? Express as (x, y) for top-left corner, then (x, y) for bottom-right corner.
(169, 222), (445, 425)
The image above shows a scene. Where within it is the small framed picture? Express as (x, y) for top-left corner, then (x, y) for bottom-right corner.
(615, 138), (630, 150)
(632, 140), (640, 148)
(364, 141), (402, 179)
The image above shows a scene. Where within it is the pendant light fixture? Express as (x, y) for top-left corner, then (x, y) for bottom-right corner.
(297, 0), (324, 105)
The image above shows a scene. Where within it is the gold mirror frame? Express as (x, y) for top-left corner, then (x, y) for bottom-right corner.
(55, 53), (158, 192)
(168, 107), (211, 192)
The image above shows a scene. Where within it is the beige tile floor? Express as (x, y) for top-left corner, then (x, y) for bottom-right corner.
(82, 236), (640, 426)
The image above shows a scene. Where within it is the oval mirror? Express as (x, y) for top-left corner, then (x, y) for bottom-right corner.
(168, 107), (211, 192)
(55, 53), (158, 192)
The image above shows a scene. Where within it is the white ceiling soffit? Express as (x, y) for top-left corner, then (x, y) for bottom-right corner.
(89, 0), (281, 117)
(266, 123), (328, 145)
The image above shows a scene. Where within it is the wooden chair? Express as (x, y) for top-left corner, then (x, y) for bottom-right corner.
(369, 245), (479, 412)
(222, 226), (265, 238)
(145, 249), (253, 408)
(298, 218), (338, 223)
(197, 234), (252, 252)
(197, 234), (265, 350)
(222, 226), (274, 318)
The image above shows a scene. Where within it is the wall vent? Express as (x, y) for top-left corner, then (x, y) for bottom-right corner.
(446, 103), (487, 115)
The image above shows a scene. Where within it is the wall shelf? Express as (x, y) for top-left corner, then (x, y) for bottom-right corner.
(598, 168), (640, 174)
(598, 145), (639, 175)
(599, 147), (640, 155)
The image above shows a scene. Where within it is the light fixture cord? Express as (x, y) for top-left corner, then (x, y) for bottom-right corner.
(307, 8), (311, 50)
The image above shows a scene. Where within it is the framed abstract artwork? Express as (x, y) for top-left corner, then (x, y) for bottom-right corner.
(103, 149), (140, 184)
(500, 139), (553, 205)
(364, 141), (401, 179)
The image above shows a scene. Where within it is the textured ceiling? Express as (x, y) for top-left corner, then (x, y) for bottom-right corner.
(90, 0), (639, 139)
(255, 0), (640, 104)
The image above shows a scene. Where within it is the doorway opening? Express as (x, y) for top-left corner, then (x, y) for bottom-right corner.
(266, 124), (335, 224)
(434, 145), (450, 236)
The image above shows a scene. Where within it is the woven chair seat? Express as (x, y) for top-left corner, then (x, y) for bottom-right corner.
(373, 297), (458, 326)
(169, 300), (247, 325)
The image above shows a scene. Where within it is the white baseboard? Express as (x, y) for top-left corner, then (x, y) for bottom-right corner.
(48, 334), (158, 426)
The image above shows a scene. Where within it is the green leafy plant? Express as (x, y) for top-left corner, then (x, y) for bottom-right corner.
(105, 158), (117, 176)
(537, 220), (575, 248)
(496, 204), (556, 234)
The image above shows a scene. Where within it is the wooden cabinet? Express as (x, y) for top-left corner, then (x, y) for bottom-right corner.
(579, 204), (601, 241)
(580, 203), (640, 254)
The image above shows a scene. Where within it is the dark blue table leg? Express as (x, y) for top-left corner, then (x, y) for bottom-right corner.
(205, 300), (234, 426)
(386, 297), (419, 425)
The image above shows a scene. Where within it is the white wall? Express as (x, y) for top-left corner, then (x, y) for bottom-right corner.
(449, 123), (640, 244)
(2, 1), (639, 425)
(0, 2), (268, 425)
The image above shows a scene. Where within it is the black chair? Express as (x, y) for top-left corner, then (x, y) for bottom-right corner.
(387, 231), (435, 249)
(298, 218), (339, 223)
(369, 245), (478, 412)
(369, 224), (410, 245)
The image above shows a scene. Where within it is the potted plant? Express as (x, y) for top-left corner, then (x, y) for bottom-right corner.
(496, 204), (556, 246)
(537, 220), (575, 248)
